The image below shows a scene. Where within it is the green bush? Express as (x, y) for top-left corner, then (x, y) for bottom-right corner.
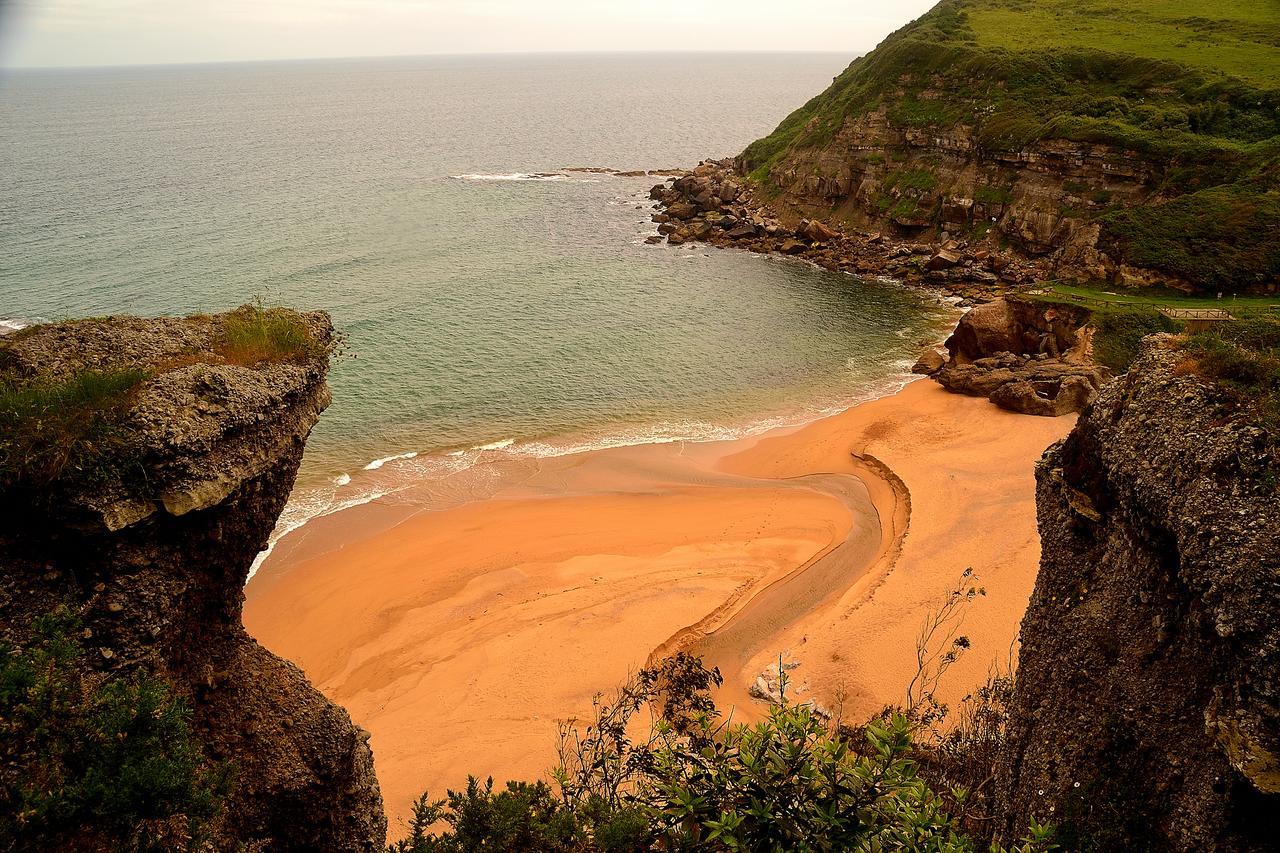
(885, 168), (941, 192)
(0, 610), (230, 852)
(391, 778), (581, 853)
(1101, 188), (1280, 292)
(1092, 309), (1178, 372)
(974, 185), (1014, 206)
(389, 653), (1055, 852)
(1185, 318), (1280, 431)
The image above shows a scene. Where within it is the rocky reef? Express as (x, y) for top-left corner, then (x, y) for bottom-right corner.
(648, 161), (1046, 299)
(997, 336), (1280, 849)
(0, 309), (386, 851)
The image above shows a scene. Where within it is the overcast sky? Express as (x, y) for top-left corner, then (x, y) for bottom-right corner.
(0, 0), (937, 68)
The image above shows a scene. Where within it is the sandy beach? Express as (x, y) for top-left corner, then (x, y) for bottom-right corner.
(244, 379), (1074, 832)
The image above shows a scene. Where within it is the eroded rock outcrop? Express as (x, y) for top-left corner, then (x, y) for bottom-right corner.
(927, 297), (1105, 416)
(0, 310), (386, 851)
(998, 336), (1280, 849)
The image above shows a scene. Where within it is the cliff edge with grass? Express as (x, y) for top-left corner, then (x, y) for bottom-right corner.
(0, 307), (386, 851)
(736, 0), (1279, 293)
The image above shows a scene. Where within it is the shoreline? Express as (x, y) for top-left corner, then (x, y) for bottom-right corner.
(244, 378), (1074, 832)
(251, 342), (956, 578)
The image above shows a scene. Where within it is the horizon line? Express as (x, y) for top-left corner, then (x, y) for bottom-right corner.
(1, 48), (857, 74)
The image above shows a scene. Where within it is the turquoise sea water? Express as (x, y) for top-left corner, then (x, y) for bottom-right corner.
(1, 53), (954, 546)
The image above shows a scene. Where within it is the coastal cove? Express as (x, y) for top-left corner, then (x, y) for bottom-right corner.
(245, 378), (1074, 830)
(1, 52), (957, 559)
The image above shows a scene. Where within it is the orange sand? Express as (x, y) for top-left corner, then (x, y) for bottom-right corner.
(244, 380), (1073, 833)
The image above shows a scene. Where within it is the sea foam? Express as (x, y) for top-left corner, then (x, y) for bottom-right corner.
(364, 451), (419, 470)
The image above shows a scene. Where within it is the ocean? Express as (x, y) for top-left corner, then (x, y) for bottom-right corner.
(0, 53), (954, 554)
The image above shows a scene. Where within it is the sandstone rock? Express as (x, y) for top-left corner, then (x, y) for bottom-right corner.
(725, 224), (758, 239)
(779, 239), (806, 255)
(989, 376), (1096, 417)
(912, 347), (948, 375)
(665, 201), (698, 221)
(801, 219), (840, 243)
(946, 300), (1020, 360)
(926, 249), (962, 271)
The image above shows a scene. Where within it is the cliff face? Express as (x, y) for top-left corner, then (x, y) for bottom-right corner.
(758, 107), (1146, 286)
(0, 310), (386, 851)
(998, 336), (1279, 849)
(738, 0), (1280, 294)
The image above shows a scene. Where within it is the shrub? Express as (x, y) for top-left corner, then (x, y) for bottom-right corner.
(390, 648), (1055, 852)
(885, 168), (941, 192)
(1092, 309), (1178, 372)
(0, 610), (230, 852)
(974, 185), (1014, 206)
(1184, 318), (1280, 431)
(1100, 188), (1280, 292)
(391, 778), (581, 853)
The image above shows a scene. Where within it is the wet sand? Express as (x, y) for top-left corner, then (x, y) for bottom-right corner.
(244, 379), (1074, 831)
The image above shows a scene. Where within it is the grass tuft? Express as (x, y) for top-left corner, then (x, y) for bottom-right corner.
(215, 306), (324, 366)
(0, 368), (150, 488)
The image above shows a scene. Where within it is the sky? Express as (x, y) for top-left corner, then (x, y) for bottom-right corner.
(0, 0), (938, 68)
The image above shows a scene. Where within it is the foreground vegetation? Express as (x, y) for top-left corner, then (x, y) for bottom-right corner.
(389, 578), (1054, 852)
(1185, 318), (1280, 432)
(0, 611), (229, 852)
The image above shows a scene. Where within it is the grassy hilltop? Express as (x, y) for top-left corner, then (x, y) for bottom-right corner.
(742, 0), (1280, 292)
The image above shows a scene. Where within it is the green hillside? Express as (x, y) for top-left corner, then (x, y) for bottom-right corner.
(745, 0), (1279, 171)
(741, 0), (1280, 291)
(967, 0), (1280, 86)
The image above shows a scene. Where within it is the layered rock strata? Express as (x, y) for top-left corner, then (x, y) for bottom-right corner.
(648, 161), (1047, 300)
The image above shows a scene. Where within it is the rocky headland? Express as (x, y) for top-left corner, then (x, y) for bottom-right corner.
(646, 159), (1042, 301)
(0, 309), (386, 851)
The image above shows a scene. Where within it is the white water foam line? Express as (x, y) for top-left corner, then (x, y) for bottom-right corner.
(451, 173), (600, 183)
